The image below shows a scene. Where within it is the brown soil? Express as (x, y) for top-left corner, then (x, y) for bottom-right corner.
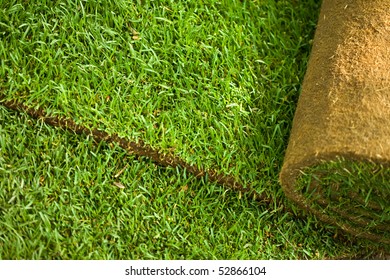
(280, 0), (390, 244)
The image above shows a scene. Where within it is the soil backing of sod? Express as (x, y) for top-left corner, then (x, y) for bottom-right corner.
(280, 0), (390, 245)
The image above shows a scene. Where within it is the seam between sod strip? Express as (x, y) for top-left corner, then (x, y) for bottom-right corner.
(0, 96), (272, 206)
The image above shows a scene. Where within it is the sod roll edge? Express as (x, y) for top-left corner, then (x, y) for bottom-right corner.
(280, 0), (390, 244)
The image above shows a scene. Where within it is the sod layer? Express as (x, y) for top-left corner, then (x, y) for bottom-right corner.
(279, 0), (390, 244)
(2, 0), (389, 249)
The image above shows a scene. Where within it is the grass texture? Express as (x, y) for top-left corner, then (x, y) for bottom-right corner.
(296, 159), (390, 242)
(0, 0), (386, 259)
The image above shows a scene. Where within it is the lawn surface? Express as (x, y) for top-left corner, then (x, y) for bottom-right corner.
(0, 0), (384, 259)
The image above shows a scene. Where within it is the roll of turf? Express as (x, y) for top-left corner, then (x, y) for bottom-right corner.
(280, 0), (390, 244)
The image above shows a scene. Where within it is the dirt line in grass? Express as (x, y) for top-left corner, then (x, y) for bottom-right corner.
(0, 96), (272, 205)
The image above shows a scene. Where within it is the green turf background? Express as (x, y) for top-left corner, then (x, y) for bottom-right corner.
(1, 0), (387, 259)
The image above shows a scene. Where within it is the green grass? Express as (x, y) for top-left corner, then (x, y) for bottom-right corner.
(1, 0), (309, 185)
(0, 0), (386, 259)
(296, 159), (390, 241)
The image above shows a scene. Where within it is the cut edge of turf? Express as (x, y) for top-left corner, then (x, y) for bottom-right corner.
(281, 155), (390, 246)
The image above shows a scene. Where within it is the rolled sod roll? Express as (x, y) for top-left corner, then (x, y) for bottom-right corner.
(280, 0), (390, 244)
